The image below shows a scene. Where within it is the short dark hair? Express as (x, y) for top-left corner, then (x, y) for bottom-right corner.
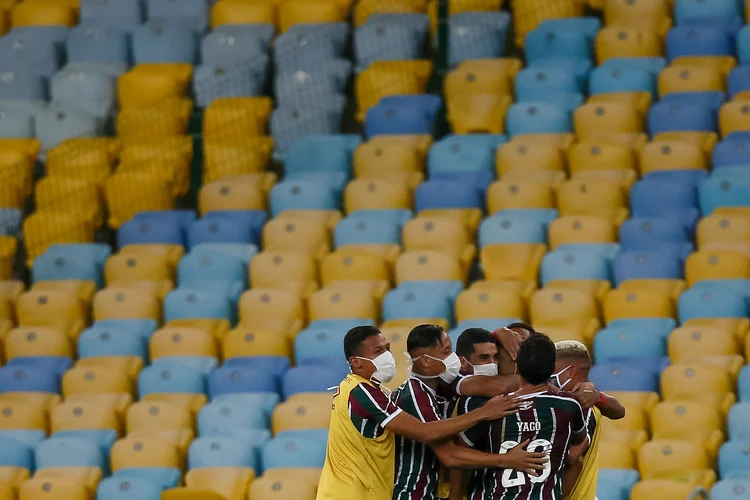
(456, 328), (495, 358)
(344, 325), (381, 359)
(507, 322), (536, 334)
(407, 324), (444, 354)
(516, 333), (556, 385)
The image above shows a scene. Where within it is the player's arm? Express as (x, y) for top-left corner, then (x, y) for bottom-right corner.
(448, 463), (466, 500)
(572, 382), (625, 420)
(598, 392), (626, 420)
(453, 373), (520, 398)
(432, 439), (547, 472)
(569, 398), (588, 446)
(562, 456), (584, 499)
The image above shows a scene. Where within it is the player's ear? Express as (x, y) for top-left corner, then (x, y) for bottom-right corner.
(459, 356), (471, 373)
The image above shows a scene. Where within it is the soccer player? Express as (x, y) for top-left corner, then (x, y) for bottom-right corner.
(456, 328), (500, 376)
(553, 341), (625, 500)
(457, 333), (589, 500)
(317, 326), (548, 500)
(391, 325), (548, 500)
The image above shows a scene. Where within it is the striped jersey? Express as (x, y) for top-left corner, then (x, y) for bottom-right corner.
(465, 391), (586, 500)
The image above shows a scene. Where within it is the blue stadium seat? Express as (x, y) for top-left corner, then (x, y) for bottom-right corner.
(146, 0), (208, 31)
(589, 361), (660, 392)
(525, 26), (591, 63)
(666, 26), (734, 59)
(692, 279), (750, 300)
(448, 12), (510, 67)
(613, 250), (684, 286)
(597, 469), (639, 500)
(7, 357), (72, 378)
(348, 209), (412, 227)
(601, 57), (667, 74)
(647, 101), (716, 135)
(187, 219), (256, 250)
(712, 165), (750, 180)
(50, 66), (116, 120)
(699, 177), (750, 215)
(78, 326), (147, 360)
(334, 215), (402, 247)
(96, 476), (162, 500)
(382, 287), (453, 324)
(738, 27), (750, 65)
(179, 250), (247, 290)
(630, 178), (700, 231)
(285, 22), (349, 54)
(540, 248), (610, 285)
(7, 26), (69, 52)
(197, 400), (267, 440)
(285, 172), (348, 198)
(132, 21), (197, 64)
(133, 210), (196, 235)
(378, 94), (441, 122)
(201, 211), (265, 243)
(741, 366), (750, 401)
(506, 102), (572, 137)
(207, 365), (280, 397)
(33, 249), (103, 287)
(0, 67), (46, 103)
(46, 243), (111, 270)
(515, 67), (582, 101)
(719, 441), (750, 478)
(414, 181), (483, 212)
(593, 327), (666, 364)
(295, 327), (348, 365)
(678, 287), (748, 323)
(222, 357), (290, 382)
(79, 0), (142, 30)
(528, 58), (592, 88)
(353, 22), (424, 70)
(282, 366), (347, 399)
(0, 106), (34, 138)
(496, 208), (559, 226)
(212, 393), (280, 417)
(92, 319), (158, 342)
(711, 479), (750, 500)
(365, 105), (434, 137)
(270, 100), (347, 161)
(0, 435), (33, 471)
(269, 180), (339, 217)
(112, 467), (180, 490)
(514, 91), (584, 112)
(0, 365), (59, 394)
(36, 437), (108, 471)
(428, 136), (496, 177)
(274, 71), (343, 108)
(284, 135), (360, 176)
(681, 15), (744, 36)
(589, 65), (656, 96)
(366, 13), (429, 40)
(188, 436), (258, 471)
(262, 430), (328, 470)
(201, 31), (265, 66)
(478, 213), (547, 246)
(537, 17), (601, 41)
(163, 288), (233, 323)
(35, 104), (105, 151)
(607, 318), (676, 340)
(190, 243), (257, 265)
(618, 217), (690, 251)
(728, 403), (750, 441)
(118, 219), (184, 248)
(674, 0), (742, 24)
(395, 280), (464, 306)
(713, 137), (750, 168)
(556, 243), (621, 262)
(0, 34), (59, 78)
(137, 362), (206, 398)
(660, 91), (726, 113)
(274, 31), (341, 73)
(193, 58), (269, 108)
(643, 169), (708, 187)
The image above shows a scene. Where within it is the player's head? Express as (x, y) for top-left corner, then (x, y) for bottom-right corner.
(506, 322), (535, 339)
(407, 324), (461, 383)
(554, 340), (592, 389)
(497, 323), (535, 375)
(344, 325), (395, 384)
(455, 328), (498, 376)
(516, 333), (557, 386)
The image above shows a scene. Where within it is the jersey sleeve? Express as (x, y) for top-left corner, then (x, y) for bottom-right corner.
(349, 383), (402, 428)
(572, 398), (586, 434)
(436, 374), (474, 398)
(456, 396), (489, 447)
(400, 379), (442, 423)
(585, 408), (597, 440)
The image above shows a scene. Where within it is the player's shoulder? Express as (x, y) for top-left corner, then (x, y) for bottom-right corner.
(457, 395), (489, 415)
(537, 390), (583, 411)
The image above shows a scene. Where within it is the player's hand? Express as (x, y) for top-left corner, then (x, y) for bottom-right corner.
(502, 439), (549, 476)
(480, 394), (521, 421)
(572, 381), (596, 392)
(493, 328), (522, 361)
(572, 385), (601, 410)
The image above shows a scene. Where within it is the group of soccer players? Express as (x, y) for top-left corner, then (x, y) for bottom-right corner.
(316, 323), (626, 500)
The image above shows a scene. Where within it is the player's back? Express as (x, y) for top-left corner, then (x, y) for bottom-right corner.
(474, 390), (586, 500)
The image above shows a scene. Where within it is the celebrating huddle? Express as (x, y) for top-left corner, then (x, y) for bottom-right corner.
(316, 323), (625, 500)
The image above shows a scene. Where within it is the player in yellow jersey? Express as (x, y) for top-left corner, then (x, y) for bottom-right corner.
(317, 326), (549, 500)
(553, 341), (626, 500)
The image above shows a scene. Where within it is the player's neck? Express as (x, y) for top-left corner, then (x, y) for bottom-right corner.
(413, 372), (440, 391)
(515, 380), (549, 395)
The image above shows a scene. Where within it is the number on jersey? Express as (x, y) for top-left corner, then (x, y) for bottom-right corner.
(499, 439), (553, 488)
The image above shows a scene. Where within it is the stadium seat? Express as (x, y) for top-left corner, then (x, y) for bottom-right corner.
(719, 440), (750, 479)
(711, 479), (750, 500)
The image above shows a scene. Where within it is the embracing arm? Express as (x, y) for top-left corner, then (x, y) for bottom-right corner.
(457, 374), (520, 398)
(599, 393), (626, 420)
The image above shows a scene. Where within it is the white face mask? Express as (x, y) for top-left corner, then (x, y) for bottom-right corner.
(471, 362), (499, 377)
(550, 365), (573, 390)
(356, 351), (397, 384)
(409, 352), (462, 384)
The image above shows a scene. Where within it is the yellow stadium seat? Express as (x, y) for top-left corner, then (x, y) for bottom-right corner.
(355, 60), (432, 121)
(203, 97), (273, 141)
(701, 241), (750, 259)
(105, 172), (175, 229)
(672, 55), (736, 77)
(595, 27), (663, 64)
(249, 474), (317, 500)
(530, 288), (600, 344)
(308, 289), (378, 323)
(272, 394), (332, 434)
(608, 390), (660, 414)
(683, 317), (750, 346)
(395, 250), (465, 285)
(587, 91), (653, 116)
(661, 362), (735, 411)
(22, 212), (94, 268)
(0, 280), (22, 323)
(120, 243), (184, 270)
(365, 134), (432, 159)
(248, 251), (318, 298)
(110, 437), (181, 472)
(116, 97), (192, 141)
(638, 140), (708, 176)
(105, 252), (173, 286)
(485, 180), (555, 214)
(444, 66), (514, 103)
(601, 423), (649, 451)
(598, 440), (637, 469)
(202, 137), (275, 184)
(630, 480), (709, 500)
(0, 399), (45, 433)
(45, 138), (117, 189)
(5, 327), (72, 361)
(92, 286), (162, 324)
(117, 156), (189, 199)
(638, 439), (713, 482)
(32, 468), (102, 495)
(402, 216), (475, 271)
(166, 319), (231, 342)
(50, 400), (121, 435)
(719, 100), (750, 137)
(0, 138), (39, 195)
(714, 206), (750, 217)
(0, 467), (29, 493)
(12, 1), (76, 27)
(210, 0), (274, 29)
(102, 280), (173, 304)
(354, 0), (425, 26)
(654, 130), (718, 155)
(496, 140), (565, 178)
(602, 402), (649, 433)
(126, 400), (193, 434)
(183, 468), (255, 500)
(62, 365), (133, 400)
(510, 0), (583, 46)
(31, 280), (96, 310)
(573, 102), (644, 140)
(198, 176), (269, 214)
(557, 178), (629, 226)
(344, 178), (411, 213)
(118, 64), (192, 110)
(417, 208), (483, 235)
(501, 168), (566, 188)
(697, 214), (750, 247)
(603, 0), (671, 35)
(141, 394), (207, 416)
(603, 288), (675, 323)
(119, 135), (191, 169)
(547, 216), (617, 249)
(162, 488), (225, 500)
(0, 237), (14, 281)
(659, 65), (724, 97)
(320, 249), (391, 286)
(275, 210), (342, 234)
(480, 244), (546, 282)
(617, 279), (686, 301)
(149, 327), (218, 364)
(262, 217), (329, 260)
(279, 0), (344, 32)
(685, 249), (750, 286)
(222, 327), (291, 360)
(651, 401), (724, 457)
(544, 279), (611, 303)
(454, 288), (526, 324)
(75, 356), (143, 382)
(237, 289), (304, 336)
(35, 176), (103, 229)
(353, 140), (424, 181)
(446, 93), (512, 135)
(19, 476), (90, 500)
(16, 289), (85, 341)
(323, 280), (389, 304)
